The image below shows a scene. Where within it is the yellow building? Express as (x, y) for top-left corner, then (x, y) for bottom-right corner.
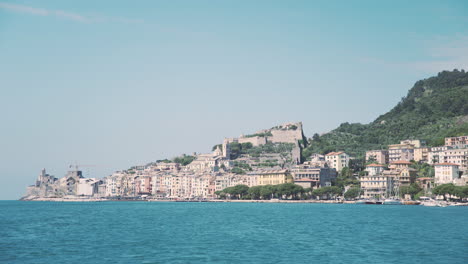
(250, 169), (292, 186)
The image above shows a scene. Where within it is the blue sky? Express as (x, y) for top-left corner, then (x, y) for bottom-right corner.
(0, 0), (467, 199)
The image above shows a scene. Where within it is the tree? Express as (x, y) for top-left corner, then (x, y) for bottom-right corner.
(326, 186), (343, 199)
(453, 186), (468, 199)
(212, 144), (222, 151)
(311, 188), (324, 199)
(214, 190), (227, 199)
(276, 183), (304, 199)
(433, 183), (457, 200)
(173, 155), (196, 166)
(312, 133), (320, 142)
(233, 185), (249, 199)
(248, 186), (262, 200)
(312, 186), (343, 200)
(302, 187), (312, 199)
(260, 185), (275, 199)
(334, 167), (359, 188)
(231, 167), (246, 175)
(344, 187), (362, 200)
(399, 183), (422, 199)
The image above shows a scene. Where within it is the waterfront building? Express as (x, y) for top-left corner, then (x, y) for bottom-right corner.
(135, 176), (152, 195)
(191, 174), (215, 199)
(325, 152), (350, 171)
(360, 164), (394, 198)
(360, 174), (394, 198)
(56, 169), (84, 196)
(365, 150), (389, 164)
(385, 160), (417, 186)
(214, 173), (257, 192)
(291, 164), (337, 187)
(249, 169), (292, 186)
(434, 163), (460, 185)
(77, 178), (102, 196)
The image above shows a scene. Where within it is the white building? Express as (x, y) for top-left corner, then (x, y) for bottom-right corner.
(434, 163), (460, 185)
(325, 152), (350, 172)
(442, 148), (468, 172)
(365, 164), (386, 176)
(360, 164), (393, 198)
(77, 178), (101, 196)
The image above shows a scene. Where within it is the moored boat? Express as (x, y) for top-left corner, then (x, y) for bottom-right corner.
(402, 200), (421, 205)
(383, 198), (402, 205)
(355, 199), (367, 204)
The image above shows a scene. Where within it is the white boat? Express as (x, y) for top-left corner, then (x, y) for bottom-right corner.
(383, 198), (401, 205)
(420, 199), (448, 207)
(355, 199), (367, 204)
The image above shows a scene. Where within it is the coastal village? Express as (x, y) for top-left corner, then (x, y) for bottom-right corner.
(23, 122), (468, 205)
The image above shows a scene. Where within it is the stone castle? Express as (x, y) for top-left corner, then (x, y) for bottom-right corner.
(225, 122), (304, 147)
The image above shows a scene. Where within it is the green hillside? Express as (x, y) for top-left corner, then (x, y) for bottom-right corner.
(303, 70), (468, 159)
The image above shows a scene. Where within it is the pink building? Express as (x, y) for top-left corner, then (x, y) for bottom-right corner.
(135, 176), (152, 195)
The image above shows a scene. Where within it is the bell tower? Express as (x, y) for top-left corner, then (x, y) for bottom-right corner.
(222, 138), (231, 159)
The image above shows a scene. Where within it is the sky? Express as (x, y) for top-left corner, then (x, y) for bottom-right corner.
(0, 0), (467, 199)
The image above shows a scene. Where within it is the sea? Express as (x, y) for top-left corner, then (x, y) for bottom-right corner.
(0, 201), (466, 264)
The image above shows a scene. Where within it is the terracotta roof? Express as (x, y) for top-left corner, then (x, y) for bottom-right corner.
(434, 162), (459, 166)
(366, 164), (385, 167)
(390, 160), (412, 165)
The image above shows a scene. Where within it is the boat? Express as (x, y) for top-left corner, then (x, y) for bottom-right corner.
(383, 198), (402, 205)
(402, 200), (421, 205)
(365, 198), (381, 204)
(420, 198), (447, 207)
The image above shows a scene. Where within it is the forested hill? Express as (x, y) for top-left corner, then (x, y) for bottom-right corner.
(303, 70), (468, 159)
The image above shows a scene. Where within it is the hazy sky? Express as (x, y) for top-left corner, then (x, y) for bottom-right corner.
(1, 0), (467, 199)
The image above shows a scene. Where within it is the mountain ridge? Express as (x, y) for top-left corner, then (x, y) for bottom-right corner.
(302, 69), (468, 159)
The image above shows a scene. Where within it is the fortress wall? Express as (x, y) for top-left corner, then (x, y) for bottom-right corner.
(238, 136), (267, 146)
(268, 130), (302, 144)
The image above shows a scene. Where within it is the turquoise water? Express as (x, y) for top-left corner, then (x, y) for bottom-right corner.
(1, 201), (466, 264)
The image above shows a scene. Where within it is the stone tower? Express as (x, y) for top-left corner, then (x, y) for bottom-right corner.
(222, 138), (231, 159)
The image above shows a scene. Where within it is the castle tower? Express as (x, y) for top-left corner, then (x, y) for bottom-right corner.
(222, 138), (231, 159)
